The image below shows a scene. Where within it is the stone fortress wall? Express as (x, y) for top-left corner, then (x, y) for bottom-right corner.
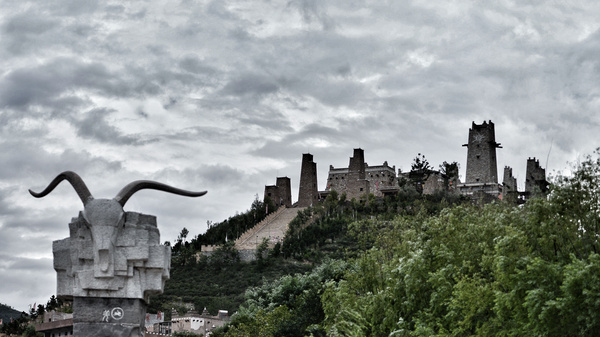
(326, 148), (398, 200)
(248, 120), (549, 258)
(365, 163), (398, 196)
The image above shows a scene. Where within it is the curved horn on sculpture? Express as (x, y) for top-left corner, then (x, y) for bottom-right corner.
(29, 171), (94, 205)
(114, 180), (207, 207)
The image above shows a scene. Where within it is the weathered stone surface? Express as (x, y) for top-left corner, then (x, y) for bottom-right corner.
(54, 211), (170, 302)
(73, 297), (145, 337)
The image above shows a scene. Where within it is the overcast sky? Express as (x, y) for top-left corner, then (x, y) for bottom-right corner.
(1, 0), (598, 312)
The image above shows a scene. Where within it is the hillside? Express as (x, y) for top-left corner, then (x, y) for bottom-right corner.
(147, 250), (313, 317)
(148, 185), (468, 318)
(0, 302), (23, 323)
(148, 151), (600, 337)
(199, 150), (600, 337)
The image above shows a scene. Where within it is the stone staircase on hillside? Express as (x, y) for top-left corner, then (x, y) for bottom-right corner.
(235, 207), (305, 250)
(232, 207), (286, 247)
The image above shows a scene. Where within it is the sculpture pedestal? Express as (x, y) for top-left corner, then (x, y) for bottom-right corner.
(73, 297), (146, 337)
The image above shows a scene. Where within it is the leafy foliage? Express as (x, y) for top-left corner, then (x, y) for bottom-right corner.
(220, 306), (293, 337)
(409, 153), (432, 193)
(319, 149), (600, 337)
(0, 311), (29, 336)
(217, 149), (600, 337)
(215, 260), (350, 337)
(20, 325), (43, 337)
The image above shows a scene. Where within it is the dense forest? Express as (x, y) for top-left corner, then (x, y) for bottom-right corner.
(150, 150), (600, 336)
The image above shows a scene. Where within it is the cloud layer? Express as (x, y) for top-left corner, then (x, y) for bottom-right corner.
(1, 0), (599, 311)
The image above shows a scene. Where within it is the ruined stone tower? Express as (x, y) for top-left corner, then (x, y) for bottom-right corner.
(264, 176), (292, 207)
(525, 157), (548, 197)
(459, 120), (502, 199)
(297, 153), (318, 207)
(502, 166), (518, 202)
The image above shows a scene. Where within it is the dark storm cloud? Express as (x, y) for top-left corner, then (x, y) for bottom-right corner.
(0, 255), (52, 279)
(1, 208), (72, 233)
(0, 59), (115, 108)
(288, 0), (335, 30)
(193, 165), (244, 188)
(146, 64), (216, 92)
(0, 186), (22, 217)
(233, 105), (293, 132)
(0, 255), (51, 272)
(43, 0), (100, 16)
(154, 164), (249, 191)
(252, 123), (346, 159)
(178, 55), (218, 75)
(0, 140), (123, 180)
(0, 56), (220, 113)
(221, 72), (280, 97)
(335, 114), (385, 134)
(308, 78), (369, 107)
(163, 125), (266, 145)
(0, 253), (54, 303)
(72, 108), (150, 146)
(1, 11), (60, 55)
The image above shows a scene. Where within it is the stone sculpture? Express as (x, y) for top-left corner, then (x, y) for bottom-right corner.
(30, 171), (207, 337)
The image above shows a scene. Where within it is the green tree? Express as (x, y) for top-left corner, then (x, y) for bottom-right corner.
(224, 306), (292, 337)
(236, 260), (349, 337)
(21, 325), (42, 337)
(440, 161), (460, 189)
(0, 313), (28, 336)
(45, 295), (60, 312)
(35, 305), (44, 320)
(409, 153), (432, 194)
(210, 241), (240, 266)
(255, 237), (270, 264)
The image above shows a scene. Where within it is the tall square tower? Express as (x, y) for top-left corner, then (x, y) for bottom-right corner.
(459, 120), (502, 199)
(463, 120), (502, 184)
(297, 153), (319, 207)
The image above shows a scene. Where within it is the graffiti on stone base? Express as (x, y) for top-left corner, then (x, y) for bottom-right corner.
(101, 307), (124, 322)
(111, 307), (124, 320)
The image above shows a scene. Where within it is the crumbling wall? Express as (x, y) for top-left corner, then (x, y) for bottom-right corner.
(525, 157), (548, 197)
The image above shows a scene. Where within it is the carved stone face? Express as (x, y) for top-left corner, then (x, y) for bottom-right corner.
(83, 199), (125, 276)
